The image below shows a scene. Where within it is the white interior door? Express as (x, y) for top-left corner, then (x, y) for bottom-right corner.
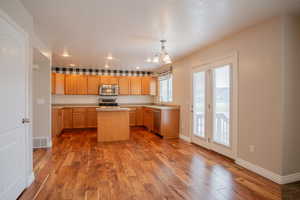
(0, 14), (29, 200)
(192, 55), (237, 159)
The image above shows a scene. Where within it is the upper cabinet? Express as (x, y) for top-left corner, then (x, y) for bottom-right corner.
(65, 74), (87, 95)
(52, 72), (156, 96)
(100, 76), (118, 85)
(142, 77), (157, 96)
(52, 73), (65, 95)
(130, 77), (142, 95)
(87, 75), (100, 95)
(118, 77), (131, 95)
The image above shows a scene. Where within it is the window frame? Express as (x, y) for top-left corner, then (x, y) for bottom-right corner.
(159, 74), (173, 103)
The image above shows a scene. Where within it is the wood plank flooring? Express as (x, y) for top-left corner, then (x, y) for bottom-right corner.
(19, 128), (285, 200)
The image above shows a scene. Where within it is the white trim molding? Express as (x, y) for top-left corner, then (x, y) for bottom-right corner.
(235, 158), (300, 184)
(179, 134), (191, 143)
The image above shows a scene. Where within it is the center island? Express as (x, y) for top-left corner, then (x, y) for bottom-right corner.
(96, 107), (130, 142)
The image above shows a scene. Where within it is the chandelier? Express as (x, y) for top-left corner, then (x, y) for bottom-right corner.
(148, 40), (172, 64)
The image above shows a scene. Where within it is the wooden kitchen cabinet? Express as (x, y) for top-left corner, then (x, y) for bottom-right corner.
(72, 108), (87, 128)
(65, 74), (88, 95)
(86, 107), (97, 128)
(143, 108), (154, 131)
(100, 76), (118, 85)
(129, 109), (136, 126)
(65, 74), (77, 95)
(87, 75), (100, 95)
(52, 108), (63, 135)
(130, 77), (141, 95)
(62, 108), (73, 129)
(52, 73), (65, 95)
(141, 77), (157, 96)
(118, 77), (131, 95)
(76, 75), (88, 95)
(135, 107), (143, 126)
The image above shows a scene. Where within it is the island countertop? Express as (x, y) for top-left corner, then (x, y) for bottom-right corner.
(96, 107), (130, 112)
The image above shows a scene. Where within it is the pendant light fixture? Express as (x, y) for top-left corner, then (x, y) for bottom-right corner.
(149, 40), (172, 65)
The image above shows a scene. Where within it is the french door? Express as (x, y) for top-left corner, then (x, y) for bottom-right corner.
(192, 56), (237, 159)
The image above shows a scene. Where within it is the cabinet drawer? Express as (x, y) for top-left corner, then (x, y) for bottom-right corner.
(87, 107), (96, 112)
(72, 108), (87, 113)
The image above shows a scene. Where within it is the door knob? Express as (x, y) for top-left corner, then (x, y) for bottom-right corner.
(22, 118), (30, 124)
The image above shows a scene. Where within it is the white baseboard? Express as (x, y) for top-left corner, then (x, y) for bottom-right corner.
(27, 172), (35, 187)
(235, 158), (300, 184)
(281, 172), (300, 184)
(179, 134), (191, 142)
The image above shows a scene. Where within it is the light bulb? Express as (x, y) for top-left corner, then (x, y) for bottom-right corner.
(146, 58), (152, 63)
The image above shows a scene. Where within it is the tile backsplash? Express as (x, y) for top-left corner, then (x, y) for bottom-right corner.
(52, 95), (154, 105)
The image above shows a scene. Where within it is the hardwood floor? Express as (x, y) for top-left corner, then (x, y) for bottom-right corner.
(19, 128), (285, 200)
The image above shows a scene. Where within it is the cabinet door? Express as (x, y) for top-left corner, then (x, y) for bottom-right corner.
(86, 108), (97, 128)
(135, 107), (143, 126)
(55, 73), (65, 95)
(130, 77), (141, 95)
(65, 74), (77, 95)
(87, 75), (100, 95)
(150, 78), (157, 96)
(101, 76), (118, 85)
(76, 75), (88, 95)
(143, 108), (153, 131)
(141, 77), (151, 95)
(52, 108), (58, 135)
(129, 110), (136, 126)
(51, 73), (55, 94)
(63, 108), (73, 129)
(118, 77), (130, 95)
(72, 108), (87, 128)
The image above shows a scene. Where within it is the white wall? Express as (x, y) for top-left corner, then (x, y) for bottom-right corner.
(52, 95), (154, 104)
(282, 16), (300, 176)
(32, 49), (51, 147)
(161, 17), (284, 175)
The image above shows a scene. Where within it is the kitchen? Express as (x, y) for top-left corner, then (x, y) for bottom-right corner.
(51, 68), (180, 142)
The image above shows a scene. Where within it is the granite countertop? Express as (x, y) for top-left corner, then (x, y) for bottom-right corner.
(96, 107), (130, 112)
(52, 104), (179, 110)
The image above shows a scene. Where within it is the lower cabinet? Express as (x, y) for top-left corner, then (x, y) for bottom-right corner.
(129, 109), (136, 126)
(143, 108), (154, 131)
(87, 108), (97, 128)
(72, 108), (87, 128)
(143, 107), (180, 139)
(52, 108), (63, 135)
(63, 108), (73, 129)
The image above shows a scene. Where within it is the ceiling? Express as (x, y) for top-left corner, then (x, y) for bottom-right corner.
(21, 0), (300, 70)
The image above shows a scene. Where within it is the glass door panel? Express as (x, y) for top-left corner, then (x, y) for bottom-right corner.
(193, 71), (206, 138)
(212, 65), (231, 147)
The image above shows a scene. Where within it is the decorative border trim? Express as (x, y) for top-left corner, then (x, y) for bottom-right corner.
(179, 134), (191, 142)
(27, 172), (35, 187)
(235, 158), (300, 184)
(52, 67), (153, 77)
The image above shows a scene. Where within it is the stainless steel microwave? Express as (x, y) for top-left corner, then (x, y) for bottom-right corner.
(99, 84), (119, 96)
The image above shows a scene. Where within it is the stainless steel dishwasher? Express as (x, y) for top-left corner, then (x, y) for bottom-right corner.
(153, 109), (161, 134)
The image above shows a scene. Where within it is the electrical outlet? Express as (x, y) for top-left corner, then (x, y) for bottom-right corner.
(249, 145), (255, 152)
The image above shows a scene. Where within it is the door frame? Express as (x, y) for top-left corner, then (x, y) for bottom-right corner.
(190, 52), (238, 159)
(0, 8), (34, 187)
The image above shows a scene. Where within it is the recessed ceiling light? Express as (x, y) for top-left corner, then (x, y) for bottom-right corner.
(136, 66), (140, 70)
(146, 58), (152, 63)
(70, 64), (75, 67)
(104, 63), (109, 68)
(62, 52), (70, 57)
(107, 54), (113, 60)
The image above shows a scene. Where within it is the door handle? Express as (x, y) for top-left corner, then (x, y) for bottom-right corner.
(22, 118), (30, 124)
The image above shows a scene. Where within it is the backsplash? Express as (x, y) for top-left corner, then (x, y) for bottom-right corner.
(52, 95), (154, 105)
(52, 67), (154, 77)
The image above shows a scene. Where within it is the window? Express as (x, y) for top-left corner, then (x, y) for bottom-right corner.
(159, 74), (172, 102)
